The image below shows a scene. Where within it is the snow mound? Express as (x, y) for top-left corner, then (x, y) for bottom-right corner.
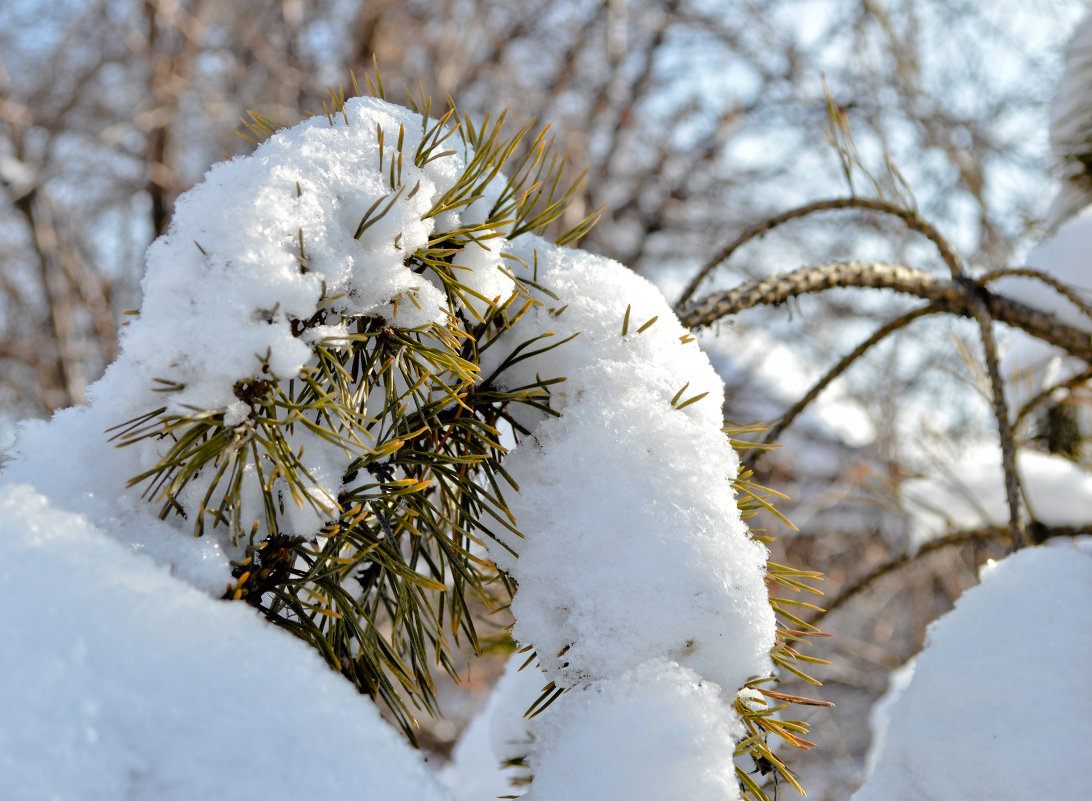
(853, 545), (1092, 801)
(0, 483), (452, 801)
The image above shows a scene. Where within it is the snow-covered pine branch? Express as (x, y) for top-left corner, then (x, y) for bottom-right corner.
(0, 93), (819, 800)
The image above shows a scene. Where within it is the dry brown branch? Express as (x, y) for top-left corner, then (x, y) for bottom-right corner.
(675, 196), (966, 307)
(680, 260), (1092, 363)
(980, 266), (1092, 323)
(967, 300), (1023, 546)
(806, 522), (1090, 629)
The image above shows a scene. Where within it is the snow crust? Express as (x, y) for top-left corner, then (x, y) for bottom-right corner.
(1, 96), (774, 799)
(853, 545), (1092, 801)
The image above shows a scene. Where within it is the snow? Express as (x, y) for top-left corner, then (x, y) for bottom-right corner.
(525, 660), (745, 801)
(125, 96), (471, 415)
(0, 483), (453, 801)
(1047, 13), (1092, 229)
(853, 545), (1092, 801)
(902, 442), (1092, 545)
(439, 655), (542, 799)
(486, 238), (774, 696)
(3, 394), (234, 594)
(441, 658), (750, 801)
(1, 96), (776, 799)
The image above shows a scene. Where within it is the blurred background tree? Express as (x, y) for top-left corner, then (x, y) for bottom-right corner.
(1, 2), (1086, 798)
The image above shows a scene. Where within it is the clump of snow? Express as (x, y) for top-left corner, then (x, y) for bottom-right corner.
(526, 660), (745, 801)
(901, 442), (1092, 545)
(853, 545), (1092, 801)
(487, 238), (774, 695)
(127, 97), (457, 412)
(1, 95), (777, 799)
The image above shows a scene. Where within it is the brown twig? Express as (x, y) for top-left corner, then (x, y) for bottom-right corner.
(743, 302), (942, 468)
(807, 522), (1091, 629)
(1015, 365), (1092, 428)
(968, 300), (1023, 547)
(979, 266), (1092, 324)
(805, 528), (1004, 628)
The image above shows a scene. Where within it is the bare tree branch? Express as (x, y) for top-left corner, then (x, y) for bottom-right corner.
(807, 521), (1089, 629)
(1015, 365), (1092, 428)
(967, 299), (1023, 546)
(980, 266), (1092, 323)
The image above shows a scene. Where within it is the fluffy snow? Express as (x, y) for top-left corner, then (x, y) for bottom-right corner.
(2, 391), (234, 593)
(1, 96), (776, 799)
(525, 660), (745, 801)
(486, 238), (774, 695)
(129, 98), (449, 412)
(853, 545), (1092, 801)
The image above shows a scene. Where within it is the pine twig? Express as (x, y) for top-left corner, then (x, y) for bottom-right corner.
(979, 266), (1092, 324)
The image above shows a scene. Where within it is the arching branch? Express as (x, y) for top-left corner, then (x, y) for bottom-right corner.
(1015, 365), (1092, 428)
(674, 196), (966, 307)
(980, 266), (1092, 324)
